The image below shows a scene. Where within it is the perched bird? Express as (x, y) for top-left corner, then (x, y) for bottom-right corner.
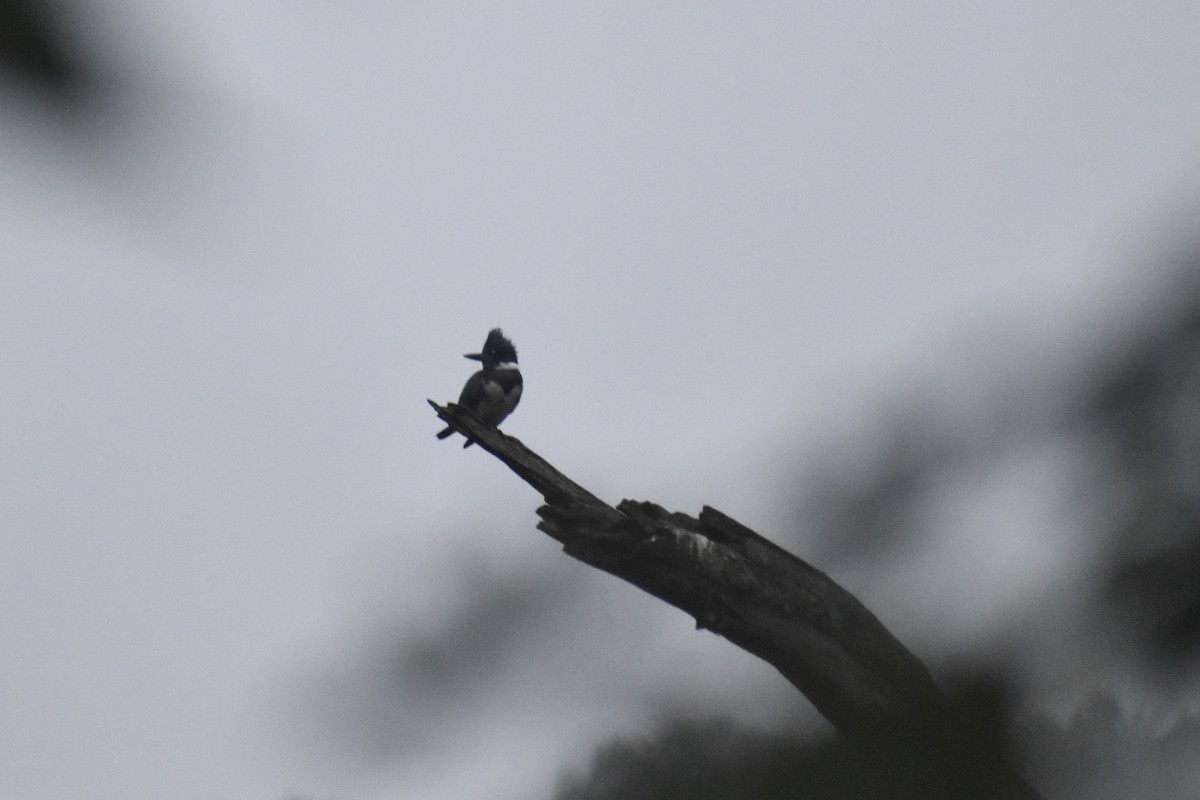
(437, 328), (523, 447)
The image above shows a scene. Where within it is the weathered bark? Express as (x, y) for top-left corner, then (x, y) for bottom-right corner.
(430, 400), (1044, 799)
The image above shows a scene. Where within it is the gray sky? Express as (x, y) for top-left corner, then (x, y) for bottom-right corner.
(3, 3), (1200, 799)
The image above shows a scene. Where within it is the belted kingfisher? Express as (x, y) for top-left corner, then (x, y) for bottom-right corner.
(437, 328), (523, 447)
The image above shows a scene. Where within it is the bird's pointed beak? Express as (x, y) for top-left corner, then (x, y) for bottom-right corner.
(464, 352), (484, 361)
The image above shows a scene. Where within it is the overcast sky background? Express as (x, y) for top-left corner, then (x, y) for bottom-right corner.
(3, 3), (1200, 799)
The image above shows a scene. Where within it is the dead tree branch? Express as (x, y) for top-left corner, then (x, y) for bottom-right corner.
(429, 400), (1043, 799)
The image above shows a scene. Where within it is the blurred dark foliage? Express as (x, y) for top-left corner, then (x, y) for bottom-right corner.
(0, 0), (101, 104)
(555, 718), (873, 800)
(1024, 690), (1200, 800)
(387, 559), (580, 700)
(554, 672), (1028, 800)
(1086, 268), (1200, 668)
(800, 259), (1200, 669)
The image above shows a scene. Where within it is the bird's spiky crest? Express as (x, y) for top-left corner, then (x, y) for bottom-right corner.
(481, 328), (517, 363)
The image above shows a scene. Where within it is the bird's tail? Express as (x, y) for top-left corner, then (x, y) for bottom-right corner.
(437, 426), (476, 447)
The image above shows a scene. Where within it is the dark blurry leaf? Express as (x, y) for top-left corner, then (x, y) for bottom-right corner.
(0, 0), (95, 100)
(556, 675), (1028, 800)
(1087, 268), (1200, 664)
(554, 719), (872, 800)
(1107, 536), (1200, 662)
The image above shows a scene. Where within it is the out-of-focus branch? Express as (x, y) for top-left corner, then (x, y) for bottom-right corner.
(429, 400), (1042, 799)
